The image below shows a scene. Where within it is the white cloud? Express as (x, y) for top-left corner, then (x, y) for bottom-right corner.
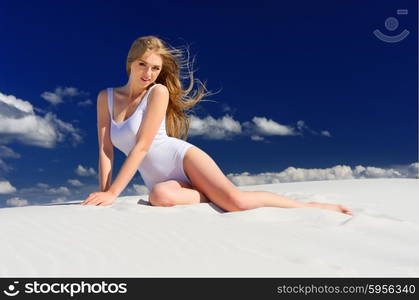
(221, 103), (233, 113)
(51, 196), (67, 204)
(321, 130), (331, 137)
(363, 162), (419, 179)
(188, 114), (242, 139)
(407, 162), (419, 178)
(19, 183), (73, 198)
(36, 183), (50, 189)
(75, 165), (97, 177)
(227, 162), (419, 186)
(68, 179), (83, 187)
(46, 186), (71, 195)
(18, 187), (43, 194)
(0, 180), (17, 194)
(131, 184), (149, 195)
(77, 99), (93, 107)
(0, 92), (34, 113)
(250, 117), (298, 136)
(0, 145), (21, 158)
(297, 121), (333, 137)
(227, 171), (277, 186)
(188, 114), (327, 141)
(40, 86), (83, 105)
(353, 165), (402, 178)
(279, 165), (354, 182)
(296, 120), (307, 132)
(40, 92), (62, 105)
(250, 135), (265, 141)
(0, 91), (83, 148)
(6, 197), (28, 207)
(0, 159), (14, 172)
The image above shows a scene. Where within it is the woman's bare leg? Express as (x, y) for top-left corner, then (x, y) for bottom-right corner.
(149, 180), (209, 206)
(183, 147), (353, 215)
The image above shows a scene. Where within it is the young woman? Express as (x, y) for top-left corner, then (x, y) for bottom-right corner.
(81, 36), (352, 215)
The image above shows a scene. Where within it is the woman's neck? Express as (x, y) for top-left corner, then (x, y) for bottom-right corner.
(122, 80), (146, 101)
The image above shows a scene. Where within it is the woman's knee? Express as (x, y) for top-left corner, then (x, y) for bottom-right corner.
(216, 190), (241, 211)
(226, 191), (257, 211)
(149, 183), (176, 207)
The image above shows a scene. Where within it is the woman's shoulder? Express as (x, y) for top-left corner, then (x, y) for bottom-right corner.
(97, 87), (117, 108)
(97, 88), (108, 102)
(151, 83), (168, 93)
(97, 88), (113, 104)
(104, 86), (125, 101)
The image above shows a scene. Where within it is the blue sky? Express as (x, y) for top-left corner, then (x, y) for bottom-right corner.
(0, 0), (417, 207)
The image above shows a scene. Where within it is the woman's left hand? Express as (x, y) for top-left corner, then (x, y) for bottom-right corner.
(81, 191), (117, 206)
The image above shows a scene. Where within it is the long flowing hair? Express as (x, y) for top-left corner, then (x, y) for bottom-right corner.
(126, 35), (215, 140)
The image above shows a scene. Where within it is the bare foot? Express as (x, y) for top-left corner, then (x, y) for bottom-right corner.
(306, 202), (353, 216)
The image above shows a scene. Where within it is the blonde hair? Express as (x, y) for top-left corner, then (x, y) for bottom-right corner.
(126, 35), (215, 140)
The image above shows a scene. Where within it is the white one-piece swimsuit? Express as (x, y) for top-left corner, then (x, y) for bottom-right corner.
(107, 84), (195, 191)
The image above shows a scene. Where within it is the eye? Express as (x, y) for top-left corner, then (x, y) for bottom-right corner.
(153, 67), (160, 71)
(139, 62), (145, 66)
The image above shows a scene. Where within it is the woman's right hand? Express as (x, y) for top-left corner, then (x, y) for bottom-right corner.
(81, 191), (117, 206)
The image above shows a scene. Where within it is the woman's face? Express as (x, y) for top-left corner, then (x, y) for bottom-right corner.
(130, 51), (163, 86)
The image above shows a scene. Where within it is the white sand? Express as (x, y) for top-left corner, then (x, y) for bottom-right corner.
(0, 178), (418, 277)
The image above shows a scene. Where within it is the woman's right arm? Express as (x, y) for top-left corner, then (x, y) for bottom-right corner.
(96, 89), (114, 192)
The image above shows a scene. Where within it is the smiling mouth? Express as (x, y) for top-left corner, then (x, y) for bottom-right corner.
(141, 77), (150, 82)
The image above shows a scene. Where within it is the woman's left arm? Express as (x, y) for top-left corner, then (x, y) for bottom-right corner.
(82, 85), (170, 206)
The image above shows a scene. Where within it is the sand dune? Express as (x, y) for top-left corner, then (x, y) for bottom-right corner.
(0, 178), (418, 277)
